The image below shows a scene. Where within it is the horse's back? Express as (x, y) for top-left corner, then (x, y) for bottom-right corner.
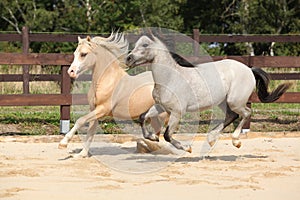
(218, 59), (255, 89)
(191, 59), (255, 108)
(214, 59), (256, 105)
(200, 59), (255, 90)
(215, 59), (253, 76)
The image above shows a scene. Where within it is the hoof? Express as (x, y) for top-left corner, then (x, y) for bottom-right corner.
(136, 138), (162, 153)
(208, 140), (216, 147)
(232, 139), (242, 148)
(136, 139), (151, 153)
(146, 134), (159, 142)
(58, 143), (67, 149)
(71, 150), (89, 158)
(185, 146), (192, 153)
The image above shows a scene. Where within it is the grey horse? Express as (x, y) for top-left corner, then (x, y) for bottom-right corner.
(126, 35), (291, 152)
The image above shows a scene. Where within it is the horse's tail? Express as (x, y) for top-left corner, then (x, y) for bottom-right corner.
(252, 68), (292, 103)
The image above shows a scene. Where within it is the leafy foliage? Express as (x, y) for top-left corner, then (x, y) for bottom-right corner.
(0, 0), (299, 55)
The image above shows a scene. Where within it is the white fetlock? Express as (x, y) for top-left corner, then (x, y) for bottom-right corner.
(207, 135), (218, 148)
(232, 139), (242, 148)
(207, 130), (219, 147)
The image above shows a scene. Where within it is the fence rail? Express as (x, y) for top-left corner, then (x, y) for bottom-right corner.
(0, 27), (299, 133)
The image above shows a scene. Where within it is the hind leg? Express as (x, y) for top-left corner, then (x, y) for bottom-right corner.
(229, 105), (251, 148)
(223, 105), (239, 130)
(207, 103), (239, 147)
(226, 71), (254, 148)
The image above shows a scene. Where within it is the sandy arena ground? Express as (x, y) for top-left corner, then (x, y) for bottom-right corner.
(0, 132), (300, 200)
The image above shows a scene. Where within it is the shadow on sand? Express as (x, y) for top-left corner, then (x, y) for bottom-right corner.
(176, 154), (268, 162)
(61, 145), (268, 164)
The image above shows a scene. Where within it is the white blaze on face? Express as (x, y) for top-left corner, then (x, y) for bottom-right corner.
(68, 36), (87, 79)
(68, 53), (81, 79)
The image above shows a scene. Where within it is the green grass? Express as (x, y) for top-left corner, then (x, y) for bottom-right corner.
(249, 103), (299, 132)
(0, 106), (61, 135)
(252, 102), (299, 111)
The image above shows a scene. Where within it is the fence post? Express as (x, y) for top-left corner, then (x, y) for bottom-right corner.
(60, 65), (71, 134)
(193, 29), (200, 57)
(22, 26), (30, 94)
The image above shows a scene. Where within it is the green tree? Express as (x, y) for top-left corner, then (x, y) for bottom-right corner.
(0, 0), (298, 55)
(0, 0), (58, 33)
(227, 0), (299, 55)
(1, 0), (187, 52)
(182, 0), (299, 56)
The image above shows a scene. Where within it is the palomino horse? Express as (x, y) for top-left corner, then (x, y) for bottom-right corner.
(58, 33), (161, 157)
(126, 35), (291, 152)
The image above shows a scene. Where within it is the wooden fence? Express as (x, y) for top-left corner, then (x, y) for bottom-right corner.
(0, 27), (299, 133)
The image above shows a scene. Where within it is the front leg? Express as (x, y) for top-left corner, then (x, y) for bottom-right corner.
(140, 104), (165, 142)
(59, 108), (99, 149)
(58, 115), (90, 149)
(73, 119), (98, 158)
(163, 112), (192, 153)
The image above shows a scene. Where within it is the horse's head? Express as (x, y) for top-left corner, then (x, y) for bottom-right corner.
(68, 36), (97, 79)
(69, 33), (129, 79)
(126, 35), (160, 68)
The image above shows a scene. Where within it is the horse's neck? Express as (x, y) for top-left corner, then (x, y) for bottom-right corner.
(91, 59), (127, 94)
(151, 50), (180, 80)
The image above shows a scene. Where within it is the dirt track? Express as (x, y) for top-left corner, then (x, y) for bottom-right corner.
(1, 132), (300, 200)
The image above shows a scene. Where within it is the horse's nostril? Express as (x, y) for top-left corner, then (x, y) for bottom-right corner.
(68, 68), (76, 78)
(127, 55), (132, 62)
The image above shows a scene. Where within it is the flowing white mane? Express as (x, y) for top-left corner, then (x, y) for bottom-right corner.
(91, 32), (129, 66)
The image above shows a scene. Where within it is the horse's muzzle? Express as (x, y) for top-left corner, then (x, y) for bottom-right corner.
(68, 67), (78, 79)
(126, 54), (136, 67)
(68, 69), (77, 78)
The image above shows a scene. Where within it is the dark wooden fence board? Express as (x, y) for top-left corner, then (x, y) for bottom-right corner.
(0, 74), (61, 82)
(249, 93), (300, 103)
(268, 73), (300, 80)
(0, 53), (73, 65)
(0, 33), (21, 42)
(0, 94), (71, 106)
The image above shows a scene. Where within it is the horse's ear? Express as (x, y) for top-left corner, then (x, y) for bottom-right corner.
(78, 36), (82, 42)
(144, 31), (155, 41)
(87, 36), (91, 42)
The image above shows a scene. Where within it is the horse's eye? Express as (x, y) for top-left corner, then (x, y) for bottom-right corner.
(142, 43), (148, 48)
(80, 52), (88, 57)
